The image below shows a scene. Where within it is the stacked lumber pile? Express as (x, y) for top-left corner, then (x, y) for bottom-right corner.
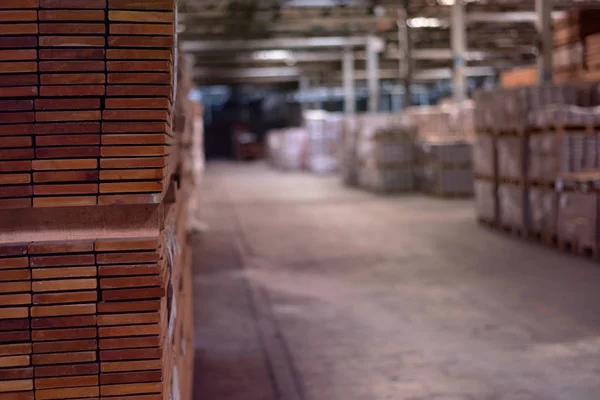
(473, 82), (600, 258)
(0, 0), (177, 209)
(553, 9), (600, 83)
(0, 2), (197, 400)
(415, 138), (473, 197)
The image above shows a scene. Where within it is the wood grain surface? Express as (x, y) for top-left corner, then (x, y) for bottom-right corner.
(0, 10), (37, 22)
(0, 378), (33, 393)
(99, 348), (161, 362)
(101, 121), (167, 133)
(35, 122), (100, 135)
(106, 49), (171, 60)
(0, 307), (28, 320)
(31, 327), (97, 341)
(105, 99), (170, 110)
(33, 266), (97, 280)
(0, 281), (31, 294)
(0, 185), (33, 198)
(0, 173), (31, 185)
(35, 375), (99, 390)
(110, 23), (173, 36)
(0, 0), (39, 9)
(0, 269), (30, 282)
(0, 319), (29, 332)
(100, 359), (162, 373)
(0, 161), (30, 173)
(39, 48), (105, 60)
(100, 276), (162, 290)
(0, 355), (29, 368)
(97, 312), (160, 326)
(36, 134), (101, 147)
(35, 146), (101, 159)
(0, 136), (32, 148)
(29, 240), (94, 255)
(39, 60), (105, 73)
(0, 198), (31, 209)
(32, 278), (97, 293)
(97, 299), (161, 314)
(0, 148), (33, 161)
(32, 351), (97, 365)
(32, 159), (97, 171)
(30, 303), (96, 318)
(30, 253), (95, 267)
(33, 196), (98, 208)
(0, 331), (30, 344)
(99, 182), (163, 194)
(41, 73), (106, 85)
(96, 251), (159, 265)
(0, 50), (36, 61)
(32, 339), (97, 354)
(108, 10), (173, 23)
(100, 382), (162, 396)
(105, 85), (171, 97)
(0, 367), (32, 380)
(40, 85), (105, 97)
(107, 60), (171, 72)
(35, 99), (101, 111)
(0, 343), (31, 356)
(0, 257), (29, 269)
(0, 293), (31, 306)
(100, 370), (162, 385)
(33, 290), (97, 305)
(98, 335), (160, 350)
(34, 363), (98, 378)
(101, 287), (164, 301)
(31, 315), (97, 329)
(100, 169), (163, 182)
(39, 36), (105, 47)
(35, 386), (99, 400)
(39, 10), (106, 21)
(101, 145), (166, 157)
(39, 23), (106, 35)
(33, 171), (98, 183)
(0, 24), (38, 35)
(40, 0), (107, 8)
(99, 156), (166, 169)
(0, 86), (38, 98)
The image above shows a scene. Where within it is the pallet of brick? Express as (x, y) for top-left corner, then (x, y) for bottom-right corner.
(556, 171), (600, 257)
(101, 0), (175, 206)
(417, 139), (473, 197)
(0, 242), (33, 400)
(96, 236), (169, 400)
(28, 240), (99, 400)
(529, 186), (558, 243)
(0, 0), (39, 210)
(34, 0), (107, 209)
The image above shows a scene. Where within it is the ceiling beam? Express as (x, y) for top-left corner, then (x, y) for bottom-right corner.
(182, 36), (384, 52)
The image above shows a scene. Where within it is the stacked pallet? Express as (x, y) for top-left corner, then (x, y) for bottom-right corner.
(0, 0), (177, 209)
(102, 0), (175, 205)
(474, 83), (600, 257)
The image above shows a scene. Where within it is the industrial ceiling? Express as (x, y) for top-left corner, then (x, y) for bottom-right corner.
(180, 0), (600, 86)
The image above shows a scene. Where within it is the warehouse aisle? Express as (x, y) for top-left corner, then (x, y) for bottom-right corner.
(191, 162), (600, 400)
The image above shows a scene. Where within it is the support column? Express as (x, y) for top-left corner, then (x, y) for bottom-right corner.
(343, 48), (356, 115)
(366, 35), (380, 113)
(535, 0), (552, 84)
(299, 75), (309, 112)
(398, 1), (412, 109)
(451, 0), (467, 102)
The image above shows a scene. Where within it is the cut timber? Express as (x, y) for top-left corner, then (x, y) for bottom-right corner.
(33, 171), (99, 183)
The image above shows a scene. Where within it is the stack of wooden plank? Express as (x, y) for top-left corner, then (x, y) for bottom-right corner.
(101, 0), (175, 205)
(0, 0), (178, 209)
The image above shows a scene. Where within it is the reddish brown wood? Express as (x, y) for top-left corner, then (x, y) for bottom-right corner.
(29, 240), (93, 255)
(31, 304), (96, 318)
(35, 375), (99, 390)
(0, 75), (38, 87)
(40, 85), (105, 97)
(100, 169), (163, 181)
(32, 278), (97, 293)
(100, 359), (162, 373)
(36, 134), (100, 147)
(33, 196), (97, 208)
(0, 161), (31, 173)
(100, 370), (162, 385)
(0, 243), (28, 257)
(31, 327), (97, 342)
(100, 382), (162, 396)
(101, 287), (164, 301)
(99, 182), (162, 194)
(0, 343), (31, 355)
(39, 23), (106, 35)
(0, 331), (30, 344)
(108, 0), (173, 10)
(97, 299), (161, 314)
(108, 10), (173, 23)
(36, 146), (100, 159)
(101, 122), (167, 134)
(96, 252), (159, 265)
(31, 315), (96, 330)
(0, 281), (30, 293)
(0, 319), (29, 331)
(107, 73), (171, 85)
(32, 351), (97, 365)
(0, 198), (31, 209)
(101, 146), (166, 157)
(36, 122), (100, 135)
(34, 363), (98, 378)
(106, 85), (171, 97)
(33, 170), (98, 183)
(0, 257), (28, 269)
(32, 159), (97, 171)
(36, 112), (102, 124)
(0, 174), (31, 185)
(95, 237), (158, 252)
(36, 386), (99, 400)
(39, 36), (105, 47)
(41, 74), (105, 85)
(0, 269), (30, 281)
(0, 136), (31, 149)
(0, 112), (34, 124)
(0, 86), (37, 98)
(0, 367), (33, 380)
(33, 291), (98, 305)
(39, 48), (105, 60)
(110, 23), (173, 36)
(99, 158), (165, 169)
(0, 148), (33, 161)
(40, 61), (105, 73)
(106, 49), (172, 60)
(0, 0), (39, 8)
(0, 36), (36, 49)
(0, 99), (32, 111)
(107, 60), (171, 72)
(39, 10), (105, 21)
(0, 50), (36, 61)
(35, 99), (101, 111)
(98, 335), (160, 350)
(0, 24), (38, 35)
(101, 134), (166, 146)
(41, 0), (106, 8)
(0, 62), (37, 76)
(33, 339), (97, 354)
(105, 99), (170, 110)
(100, 276), (162, 290)
(0, 185), (33, 198)
(0, 293), (31, 306)
(34, 183), (98, 196)
(0, 307), (28, 319)
(97, 312), (160, 327)
(30, 253), (95, 267)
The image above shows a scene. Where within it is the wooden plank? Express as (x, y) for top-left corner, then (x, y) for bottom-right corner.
(101, 146), (166, 157)
(103, 111), (168, 122)
(108, 0), (173, 10)
(30, 304), (96, 318)
(0, 148), (33, 160)
(100, 169), (164, 181)
(110, 23), (173, 36)
(0, 243), (28, 257)
(0, 50), (36, 61)
(30, 253), (95, 267)
(36, 111), (102, 123)
(100, 370), (162, 385)
(0, 86), (37, 98)
(0, 24), (38, 35)
(34, 363), (98, 378)
(36, 122), (100, 135)
(0, 174), (31, 185)
(35, 386), (99, 400)
(0, 379), (32, 393)
(35, 375), (99, 390)
(31, 315), (96, 329)
(96, 252), (159, 265)
(0, 307), (28, 319)
(0, 281), (31, 293)
(0, 269), (30, 281)
(0, 343), (31, 356)
(99, 182), (162, 194)
(0, 99), (33, 111)
(36, 146), (100, 159)
(0, 257), (28, 269)
(39, 36), (105, 47)
(39, 61), (104, 73)
(100, 382), (162, 396)
(39, 48), (105, 60)
(33, 339), (97, 354)
(107, 60), (171, 72)
(0, 75), (38, 87)
(35, 99), (101, 111)
(0, 198), (31, 209)
(32, 159), (97, 171)
(105, 98), (170, 110)
(31, 327), (97, 341)
(36, 134), (100, 146)
(32, 278), (97, 293)
(29, 240), (94, 255)
(0, 136), (32, 148)
(96, 299), (161, 314)
(0, 185), (33, 198)
(0, 60), (37, 73)
(0, 331), (30, 344)
(100, 359), (162, 373)
(33, 291), (97, 305)
(39, 10), (105, 21)
(107, 73), (171, 85)
(40, 85), (105, 97)
(33, 196), (97, 208)
(0, 112), (34, 124)
(98, 336), (160, 350)
(0, 10), (37, 22)
(0, 367), (32, 380)
(32, 351), (97, 365)
(95, 237), (158, 252)
(0, 161), (31, 172)
(41, 0), (106, 8)
(33, 170), (98, 183)
(97, 193), (161, 205)
(0, 36), (37, 48)
(0, 293), (31, 306)
(106, 85), (171, 97)
(0, 319), (29, 331)
(106, 49), (172, 61)
(100, 348), (161, 362)
(101, 287), (164, 301)
(100, 276), (162, 289)
(39, 23), (106, 35)
(108, 10), (173, 23)
(33, 183), (99, 196)
(0, 0), (39, 9)
(40, 74), (105, 85)
(101, 121), (167, 134)
(101, 134), (166, 146)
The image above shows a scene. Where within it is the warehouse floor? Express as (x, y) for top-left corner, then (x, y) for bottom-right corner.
(191, 162), (600, 400)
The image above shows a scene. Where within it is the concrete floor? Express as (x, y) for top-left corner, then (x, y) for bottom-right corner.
(191, 162), (600, 400)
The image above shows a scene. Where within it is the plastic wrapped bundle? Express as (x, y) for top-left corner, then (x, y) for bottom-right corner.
(498, 183), (528, 229)
(497, 136), (526, 181)
(474, 180), (497, 222)
(529, 187), (558, 235)
(281, 128), (308, 170)
(473, 136), (496, 178)
(557, 191), (598, 249)
(358, 167), (414, 193)
(419, 139), (472, 166)
(340, 116), (360, 186)
(304, 111), (341, 174)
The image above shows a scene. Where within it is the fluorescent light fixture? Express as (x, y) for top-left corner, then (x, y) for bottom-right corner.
(407, 17), (443, 28)
(252, 50), (294, 61)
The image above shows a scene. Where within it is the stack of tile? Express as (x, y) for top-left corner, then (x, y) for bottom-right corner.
(101, 0), (175, 205)
(0, 0), (38, 210)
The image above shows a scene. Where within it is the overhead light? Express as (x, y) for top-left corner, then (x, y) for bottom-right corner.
(407, 17), (443, 28)
(252, 50), (294, 61)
